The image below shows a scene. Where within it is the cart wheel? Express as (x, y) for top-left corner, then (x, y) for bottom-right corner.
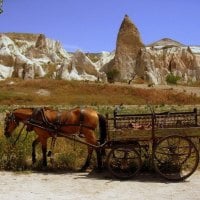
(106, 145), (142, 179)
(153, 135), (199, 181)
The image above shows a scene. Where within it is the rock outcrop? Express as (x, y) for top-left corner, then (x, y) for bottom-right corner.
(35, 34), (47, 49)
(111, 16), (200, 85)
(1, 15), (200, 84)
(58, 50), (104, 81)
(0, 33), (110, 81)
(136, 40), (200, 84)
(112, 15), (144, 81)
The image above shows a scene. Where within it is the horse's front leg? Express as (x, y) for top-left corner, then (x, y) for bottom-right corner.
(41, 139), (48, 167)
(32, 138), (39, 164)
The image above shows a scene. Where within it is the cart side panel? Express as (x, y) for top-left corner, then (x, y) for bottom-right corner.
(106, 109), (200, 141)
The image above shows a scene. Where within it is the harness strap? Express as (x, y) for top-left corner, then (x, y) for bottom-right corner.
(56, 111), (62, 125)
(78, 109), (85, 138)
(30, 108), (58, 131)
(47, 136), (57, 157)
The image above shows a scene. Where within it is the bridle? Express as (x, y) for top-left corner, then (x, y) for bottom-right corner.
(4, 112), (18, 133)
(4, 112), (27, 146)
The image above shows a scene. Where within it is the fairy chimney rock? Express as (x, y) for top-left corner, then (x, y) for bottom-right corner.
(35, 34), (47, 49)
(113, 15), (144, 80)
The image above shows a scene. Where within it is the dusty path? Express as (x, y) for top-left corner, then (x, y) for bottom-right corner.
(0, 170), (200, 200)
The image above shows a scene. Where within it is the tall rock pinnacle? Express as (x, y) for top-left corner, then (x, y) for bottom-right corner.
(35, 34), (47, 49)
(113, 14), (144, 81)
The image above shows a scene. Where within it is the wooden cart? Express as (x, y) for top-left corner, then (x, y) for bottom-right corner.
(104, 107), (200, 181)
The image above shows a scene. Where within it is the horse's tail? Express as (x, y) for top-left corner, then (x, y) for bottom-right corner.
(97, 113), (107, 145)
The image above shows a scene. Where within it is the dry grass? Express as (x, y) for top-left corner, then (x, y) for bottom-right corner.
(1, 78), (200, 171)
(0, 78), (200, 106)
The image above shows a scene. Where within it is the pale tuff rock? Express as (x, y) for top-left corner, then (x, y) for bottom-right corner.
(0, 33), (111, 81)
(113, 15), (144, 81)
(136, 44), (199, 84)
(72, 50), (98, 77)
(58, 50), (106, 81)
(0, 64), (13, 79)
(0, 34), (16, 67)
(95, 51), (115, 70)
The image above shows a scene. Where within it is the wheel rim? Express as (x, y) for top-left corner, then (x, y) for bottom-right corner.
(107, 146), (142, 179)
(153, 135), (199, 181)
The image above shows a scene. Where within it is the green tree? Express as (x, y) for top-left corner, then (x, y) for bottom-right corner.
(0, 0), (3, 14)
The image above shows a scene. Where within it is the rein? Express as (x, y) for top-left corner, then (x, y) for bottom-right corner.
(12, 124), (26, 146)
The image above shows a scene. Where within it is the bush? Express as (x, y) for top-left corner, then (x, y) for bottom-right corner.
(0, 132), (35, 170)
(166, 74), (181, 85)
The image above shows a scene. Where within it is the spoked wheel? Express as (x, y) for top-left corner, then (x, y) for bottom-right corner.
(106, 145), (142, 179)
(153, 135), (199, 181)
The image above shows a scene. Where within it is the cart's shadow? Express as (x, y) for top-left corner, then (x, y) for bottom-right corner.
(73, 168), (188, 183)
(30, 167), (190, 183)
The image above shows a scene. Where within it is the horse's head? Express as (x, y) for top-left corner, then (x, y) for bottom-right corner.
(4, 112), (19, 138)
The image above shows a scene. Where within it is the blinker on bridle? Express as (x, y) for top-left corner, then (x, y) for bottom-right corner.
(5, 112), (26, 146)
(6, 112), (17, 123)
(4, 112), (18, 131)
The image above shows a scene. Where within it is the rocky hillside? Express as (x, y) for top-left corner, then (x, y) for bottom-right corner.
(136, 40), (200, 84)
(1, 15), (200, 85)
(112, 16), (200, 84)
(0, 33), (113, 81)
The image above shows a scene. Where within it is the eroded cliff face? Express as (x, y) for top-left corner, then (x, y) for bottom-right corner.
(112, 16), (200, 84)
(57, 50), (107, 81)
(0, 33), (110, 81)
(1, 15), (200, 84)
(136, 45), (200, 84)
(135, 46), (198, 84)
(0, 33), (69, 79)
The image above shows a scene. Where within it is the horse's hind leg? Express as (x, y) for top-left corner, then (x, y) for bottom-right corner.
(41, 140), (48, 167)
(32, 138), (39, 164)
(80, 146), (93, 171)
(81, 147), (102, 171)
(96, 148), (103, 170)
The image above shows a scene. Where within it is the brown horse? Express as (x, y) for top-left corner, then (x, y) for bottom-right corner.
(4, 107), (107, 170)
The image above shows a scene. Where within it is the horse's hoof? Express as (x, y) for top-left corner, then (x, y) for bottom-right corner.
(94, 167), (103, 173)
(41, 165), (48, 171)
(47, 151), (52, 157)
(79, 167), (86, 172)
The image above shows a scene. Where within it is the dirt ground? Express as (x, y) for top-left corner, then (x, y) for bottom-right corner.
(133, 84), (200, 97)
(0, 170), (200, 200)
(1, 84), (200, 200)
